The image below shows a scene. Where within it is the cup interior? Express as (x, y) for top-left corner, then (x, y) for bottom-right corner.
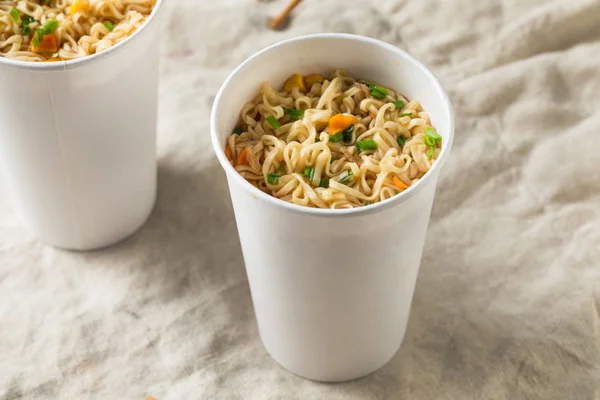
(211, 33), (454, 214)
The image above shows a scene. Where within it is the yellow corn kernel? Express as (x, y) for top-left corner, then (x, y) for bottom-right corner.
(70, 0), (89, 15)
(283, 73), (306, 92)
(304, 74), (324, 90)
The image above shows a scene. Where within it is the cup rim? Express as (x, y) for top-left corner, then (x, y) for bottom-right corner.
(210, 33), (454, 217)
(0, 0), (164, 71)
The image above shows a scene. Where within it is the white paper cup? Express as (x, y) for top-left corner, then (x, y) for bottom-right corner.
(211, 34), (454, 382)
(0, 0), (165, 250)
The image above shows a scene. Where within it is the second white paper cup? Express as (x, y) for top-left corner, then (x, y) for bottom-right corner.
(0, 0), (165, 250)
(211, 34), (454, 382)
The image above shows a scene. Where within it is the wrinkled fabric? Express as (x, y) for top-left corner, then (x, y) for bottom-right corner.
(1, 0), (600, 399)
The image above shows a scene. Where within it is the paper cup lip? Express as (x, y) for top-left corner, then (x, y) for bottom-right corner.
(211, 33), (454, 218)
(0, 0), (164, 71)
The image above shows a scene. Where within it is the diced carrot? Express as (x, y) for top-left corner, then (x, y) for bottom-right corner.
(283, 73), (306, 92)
(70, 0), (90, 15)
(328, 114), (359, 134)
(224, 145), (233, 162)
(45, 57), (61, 62)
(236, 147), (248, 166)
(369, 112), (376, 119)
(304, 74), (324, 90)
(392, 176), (408, 190)
(146, 397), (157, 400)
(30, 34), (58, 53)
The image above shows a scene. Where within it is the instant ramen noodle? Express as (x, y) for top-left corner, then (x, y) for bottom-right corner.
(0, 0), (155, 62)
(225, 69), (443, 209)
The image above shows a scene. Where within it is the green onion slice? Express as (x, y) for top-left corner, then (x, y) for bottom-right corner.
(425, 127), (442, 144)
(329, 133), (343, 143)
(370, 87), (387, 99)
(232, 127), (243, 135)
(32, 29), (42, 46)
(341, 124), (354, 142)
(9, 8), (21, 23)
(424, 135), (436, 147)
(396, 136), (406, 147)
(393, 100), (405, 110)
(20, 15), (35, 34)
(41, 19), (58, 34)
(319, 178), (327, 188)
(283, 107), (303, 121)
(304, 167), (315, 182)
(356, 139), (377, 152)
(103, 21), (114, 31)
(339, 171), (353, 185)
(427, 146), (435, 160)
(267, 173), (281, 185)
(266, 115), (280, 129)
(21, 15), (34, 25)
(398, 112), (413, 117)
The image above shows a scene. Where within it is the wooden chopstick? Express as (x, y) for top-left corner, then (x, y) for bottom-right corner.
(269, 0), (303, 30)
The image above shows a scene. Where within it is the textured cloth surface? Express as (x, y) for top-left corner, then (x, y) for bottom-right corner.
(2, 0), (600, 399)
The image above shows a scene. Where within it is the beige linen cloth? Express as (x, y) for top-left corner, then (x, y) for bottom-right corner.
(1, 0), (600, 398)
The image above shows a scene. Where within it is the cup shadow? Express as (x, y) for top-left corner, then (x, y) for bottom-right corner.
(77, 157), (250, 310)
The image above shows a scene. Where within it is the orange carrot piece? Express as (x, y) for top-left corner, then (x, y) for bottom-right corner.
(392, 176), (408, 190)
(30, 34), (58, 53)
(304, 74), (324, 90)
(328, 114), (359, 134)
(236, 147), (248, 166)
(283, 73), (306, 92)
(224, 145), (233, 162)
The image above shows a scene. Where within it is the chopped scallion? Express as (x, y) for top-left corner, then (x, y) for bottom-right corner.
(424, 127), (441, 160)
(33, 29), (43, 46)
(339, 171), (353, 185)
(304, 167), (315, 182)
(41, 19), (58, 34)
(365, 201), (373, 205)
(356, 139), (377, 152)
(341, 124), (354, 142)
(20, 15), (34, 34)
(398, 112), (413, 117)
(267, 173), (281, 185)
(424, 135), (436, 147)
(370, 85), (388, 99)
(397, 136), (406, 147)
(283, 107), (303, 121)
(232, 127), (243, 135)
(314, 137), (320, 142)
(21, 15), (34, 25)
(103, 21), (114, 31)
(329, 133), (343, 143)
(393, 100), (405, 110)
(319, 178), (327, 188)
(266, 115), (280, 129)
(425, 127), (442, 143)
(9, 7), (20, 23)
